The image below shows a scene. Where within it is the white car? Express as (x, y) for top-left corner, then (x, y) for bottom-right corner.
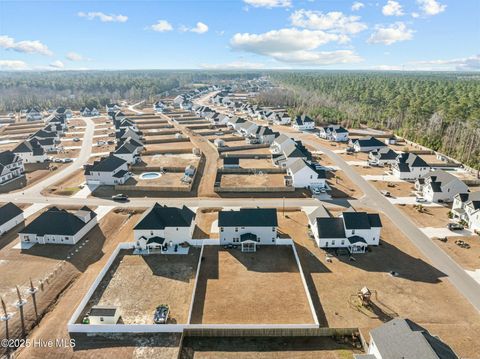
(416, 197), (427, 203)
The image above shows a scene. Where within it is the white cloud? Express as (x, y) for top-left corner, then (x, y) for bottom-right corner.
(0, 60), (29, 70)
(0, 35), (52, 56)
(230, 28), (362, 66)
(411, 12), (420, 18)
(66, 52), (87, 61)
(417, 0), (446, 16)
(151, 20), (173, 32)
(181, 22), (209, 34)
(290, 10), (368, 35)
(243, 0), (291, 8)
(351, 2), (365, 11)
(191, 22), (209, 34)
(78, 11), (128, 23)
(373, 64), (404, 71)
(368, 22), (414, 45)
(49, 60), (65, 69)
(200, 61), (266, 69)
(412, 54), (480, 71)
(382, 1), (404, 16)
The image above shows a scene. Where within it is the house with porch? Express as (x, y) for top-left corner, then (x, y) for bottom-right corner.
(273, 112), (291, 125)
(308, 207), (382, 253)
(452, 192), (480, 232)
(319, 125), (349, 142)
(415, 170), (469, 203)
(368, 147), (398, 166)
(80, 106), (100, 117)
(133, 204), (196, 253)
(218, 208), (278, 252)
(84, 154), (131, 185)
(26, 108), (43, 121)
(393, 153), (431, 180)
(350, 137), (387, 153)
(19, 206), (97, 246)
(249, 126), (277, 144)
(13, 139), (48, 163)
(292, 115), (315, 131)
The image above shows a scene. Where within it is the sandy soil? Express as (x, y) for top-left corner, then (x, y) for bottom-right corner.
(146, 142), (194, 152)
(190, 246), (315, 324)
(434, 235), (480, 271)
(86, 248), (200, 324)
(370, 180), (415, 198)
(220, 173), (286, 187)
(193, 208), (221, 239)
(222, 148), (272, 155)
(397, 205), (451, 227)
(238, 158), (276, 169)
(139, 154), (200, 168)
(327, 171), (362, 199)
(42, 168), (85, 196)
(352, 165), (389, 176)
(128, 172), (190, 188)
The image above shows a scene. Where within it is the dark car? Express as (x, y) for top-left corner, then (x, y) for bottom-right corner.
(153, 304), (170, 324)
(111, 194), (129, 202)
(448, 223), (464, 231)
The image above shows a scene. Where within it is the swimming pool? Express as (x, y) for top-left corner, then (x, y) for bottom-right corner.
(139, 172), (161, 180)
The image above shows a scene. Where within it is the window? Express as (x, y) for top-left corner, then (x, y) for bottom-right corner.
(352, 229), (355, 235)
(341, 240), (345, 245)
(272, 227), (275, 231)
(332, 240), (335, 245)
(220, 227), (224, 232)
(234, 227), (238, 232)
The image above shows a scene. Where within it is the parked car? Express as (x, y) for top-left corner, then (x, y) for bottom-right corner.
(63, 158), (73, 163)
(97, 140), (106, 146)
(111, 194), (129, 202)
(416, 196), (427, 203)
(107, 140), (115, 145)
(381, 190), (391, 197)
(448, 223), (464, 231)
(72, 137), (80, 142)
(153, 305), (170, 324)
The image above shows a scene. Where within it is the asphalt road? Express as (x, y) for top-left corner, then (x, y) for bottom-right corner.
(296, 133), (480, 312)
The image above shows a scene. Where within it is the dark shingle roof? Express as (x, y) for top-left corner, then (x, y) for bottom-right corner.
(316, 218), (346, 238)
(20, 207), (96, 236)
(343, 212), (382, 230)
(134, 204), (195, 230)
(223, 157), (239, 165)
(84, 155), (126, 174)
(354, 136), (386, 148)
(218, 208), (278, 227)
(0, 202), (23, 225)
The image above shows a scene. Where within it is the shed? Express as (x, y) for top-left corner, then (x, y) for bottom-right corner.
(88, 305), (120, 325)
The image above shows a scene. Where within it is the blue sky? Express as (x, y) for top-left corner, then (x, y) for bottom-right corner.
(0, 0), (478, 71)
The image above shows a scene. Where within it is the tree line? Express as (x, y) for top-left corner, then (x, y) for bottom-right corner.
(258, 71), (480, 170)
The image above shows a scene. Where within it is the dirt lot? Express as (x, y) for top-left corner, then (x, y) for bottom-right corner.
(86, 248), (200, 324)
(222, 147), (272, 155)
(42, 168), (84, 196)
(397, 205), (451, 227)
(180, 336), (359, 359)
(351, 164), (389, 176)
(339, 151), (369, 161)
(238, 158), (276, 169)
(327, 170), (362, 199)
(190, 246), (314, 324)
(146, 142), (194, 153)
(370, 180), (415, 198)
(294, 208), (480, 358)
(434, 235), (480, 271)
(140, 153), (200, 168)
(11, 210), (146, 359)
(220, 173), (286, 188)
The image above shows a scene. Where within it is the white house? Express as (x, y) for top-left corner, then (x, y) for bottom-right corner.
(113, 142), (141, 164)
(238, 121), (258, 137)
(292, 115), (315, 131)
(154, 101), (165, 113)
(368, 147), (398, 166)
(286, 158), (326, 189)
(415, 170), (469, 203)
(350, 137), (387, 153)
(227, 117), (247, 131)
(13, 139), (48, 163)
(31, 129), (59, 143)
(0, 202), (24, 235)
(19, 206), (97, 245)
(133, 204), (196, 253)
(87, 306), (120, 325)
(80, 107), (100, 117)
(26, 108), (42, 121)
(452, 192), (480, 232)
(218, 208), (278, 252)
(392, 153), (431, 180)
(356, 318), (458, 359)
(106, 103), (121, 114)
(84, 155), (131, 185)
(273, 112), (291, 125)
(319, 125), (349, 142)
(308, 207), (382, 254)
(0, 151), (25, 186)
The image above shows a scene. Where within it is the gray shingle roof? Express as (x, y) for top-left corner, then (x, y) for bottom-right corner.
(218, 208), (278, 227)
(134, 204), (195, 230)
(0, 202), (23, 225)
(315, 218), (346, 238)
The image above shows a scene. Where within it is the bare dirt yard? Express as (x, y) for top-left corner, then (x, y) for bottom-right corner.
(434, 235), (480, 271)
(296, 208), (480, 358)
(139, 153), (200, 168)
(327, 170), (362, 199)
(85, 248), (200, 324)
(220, 173), (286, 188)
(180, 336), (359, 359)
(192, 208), (221, 240)
(11, 210), (146, 359)
(351, 164), (389, 176)
(397, 204), (451, 227)
(190, 246), (315, 324)
(222, 147), (272, 155)
(370, 180), (415, 198)
(127, 172), (190, 189)
(42, 168), (85, 196)
(146, 142), (194, 153)
(238, 158), (276, 169)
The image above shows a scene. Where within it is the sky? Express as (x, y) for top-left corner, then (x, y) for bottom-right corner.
(0, 0), (479, 71)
